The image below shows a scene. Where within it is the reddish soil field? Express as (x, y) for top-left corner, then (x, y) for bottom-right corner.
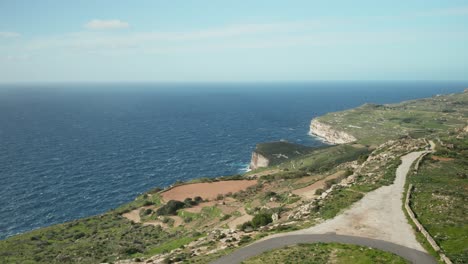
(431, 155), (454, 161)
(161, 180), (257, 201)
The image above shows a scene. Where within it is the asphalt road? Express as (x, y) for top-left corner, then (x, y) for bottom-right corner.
(210, 233), (437, 264)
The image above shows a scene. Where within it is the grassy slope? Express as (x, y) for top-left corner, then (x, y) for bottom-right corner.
(409, 132), (468, 263)
(0, 191), (196, 264)
(315, 91), (468, 145)
(242, 243), (408, 264)
(248, 143), (370, 176)
(253, 141), (318, 165)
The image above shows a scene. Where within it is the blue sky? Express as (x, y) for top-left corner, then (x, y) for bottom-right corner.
(1, 0), (468, 82)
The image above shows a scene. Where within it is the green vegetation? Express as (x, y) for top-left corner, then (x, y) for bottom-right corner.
(252, 144), (369, 180)
(351, 157), (402, 193)
(114, 192), (162, 214)
(142, 234), (202, 256)
(251, 213), (273, 228)
(0, 213), (177, 263)
(157, 200), (186, 215)
(242, 243), (408, 264)
(253, 141), (318, 165)
(312, 187), (364, 219)
(408, 132), (468, 263)
(315, 91), (468, 145)
(241, 213), (273, 231)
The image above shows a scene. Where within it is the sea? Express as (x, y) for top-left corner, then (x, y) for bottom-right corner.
(1, 81), (467, 239)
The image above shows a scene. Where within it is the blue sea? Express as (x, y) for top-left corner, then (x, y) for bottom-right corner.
(0, 81), (467, 239)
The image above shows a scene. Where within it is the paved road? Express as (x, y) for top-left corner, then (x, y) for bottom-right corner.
(210, 234), (436, 264)
(211, 151), (438, 264)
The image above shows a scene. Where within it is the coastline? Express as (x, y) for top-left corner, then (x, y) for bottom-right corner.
(307, 131), (335, 145)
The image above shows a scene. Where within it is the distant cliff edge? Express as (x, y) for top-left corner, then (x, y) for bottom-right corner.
(249, 151), (270, 170)
(309, 119), (357, 144)
(249, 141), (317, 170)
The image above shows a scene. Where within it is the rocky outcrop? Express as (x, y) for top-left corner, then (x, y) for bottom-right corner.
(309, 119), (357, 144)
(249, 151), (269, 170)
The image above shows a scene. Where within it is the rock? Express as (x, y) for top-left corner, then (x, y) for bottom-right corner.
(249, 151), (269, 170)
(309, 120), (357, 144)
(272, 213), (279, 222)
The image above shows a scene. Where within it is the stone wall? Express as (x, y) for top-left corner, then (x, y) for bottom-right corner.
(405, 184), (453, 264)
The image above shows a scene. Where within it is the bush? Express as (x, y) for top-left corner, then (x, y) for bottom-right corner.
(220, 214), (231, 221)
(315, 188), (324, 195)
(239, 235), (252, 245)
(156, 200), (185, 216)
(183, 198), (196, 207)
(251, 213), (273, 228)
(194, 196), (203, 203)
(324, 179), (338, 189)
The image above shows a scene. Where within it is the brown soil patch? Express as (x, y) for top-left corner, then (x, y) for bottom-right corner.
(292, 171), (345, 199)
(161, 180), (257, 201)
(122, 206), (153, 223)
(294, 175), (320, 184)
(227, 207), (252, 230)
(431, 155), (454, 161)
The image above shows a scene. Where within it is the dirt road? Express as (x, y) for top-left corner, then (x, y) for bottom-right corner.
(212, 151), (435, 264)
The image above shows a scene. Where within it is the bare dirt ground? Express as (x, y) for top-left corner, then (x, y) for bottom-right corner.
(227, 207), (252, 230)
(214, 151), (434, 264)
(161, 180), (257, 201)
(122, 206), (153, 223)
(292, 171), (345, 199)
(294, 151), (427, 251)
(431, 155), (454, 161)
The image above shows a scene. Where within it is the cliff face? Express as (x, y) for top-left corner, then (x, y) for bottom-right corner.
(309, 119), (357, 144)
(249, 151), (269, 170)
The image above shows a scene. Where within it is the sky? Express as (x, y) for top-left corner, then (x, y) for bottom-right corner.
(1, 0), (468, 82)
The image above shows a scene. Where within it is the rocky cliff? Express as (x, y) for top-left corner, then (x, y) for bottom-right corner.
(249, 151), (270, 170)
(309, 119), (357, 144)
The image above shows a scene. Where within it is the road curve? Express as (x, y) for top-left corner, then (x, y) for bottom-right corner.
(210, 234), (436, 264)
(211, 150), (437, 264)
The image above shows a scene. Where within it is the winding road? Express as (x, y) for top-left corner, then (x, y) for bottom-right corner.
(211, 151), (437, 264)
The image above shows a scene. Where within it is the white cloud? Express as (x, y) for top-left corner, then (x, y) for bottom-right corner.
(0, 31), (21, 38)
(84, 19), (129, 30)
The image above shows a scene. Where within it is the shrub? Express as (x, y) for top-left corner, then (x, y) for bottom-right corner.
(251, 213), (273, 228)
(194, 196), (203, 203)
(156, 200), (185, 216)
(324, 179), (338, 188)
(315, 188), (324, 195)
(357, 154), (369, 164)
(220, 214), (231, 221)
(239, 235), (252, 245)
(183, 198), (196, 207)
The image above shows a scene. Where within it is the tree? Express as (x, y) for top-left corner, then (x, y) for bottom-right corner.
(251, 213), (272, 228)
(156, 200), (185, 215)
